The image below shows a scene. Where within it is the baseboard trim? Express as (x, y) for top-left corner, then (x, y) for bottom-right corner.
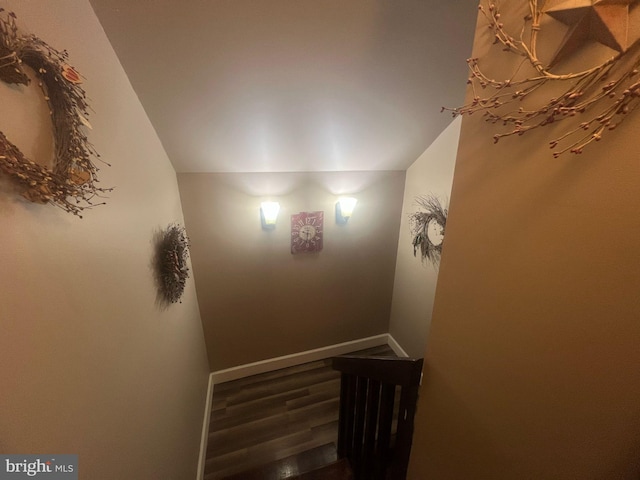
(387, 334), (409, 358)
(210, 334), (390, 384)
(196, 372), (215, 480)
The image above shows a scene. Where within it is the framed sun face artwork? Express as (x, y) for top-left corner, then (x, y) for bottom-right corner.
(291, 211), (323, 254)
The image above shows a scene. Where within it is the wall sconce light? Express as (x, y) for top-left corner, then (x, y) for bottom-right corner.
(336, 197), (357, 224)
(260, 201), (280, 230)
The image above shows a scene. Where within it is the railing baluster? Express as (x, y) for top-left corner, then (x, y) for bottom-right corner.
(351, 376), (368, 477)
(388, 377), (421, 479)
(377, 383), (395, 478)
(338, 373), (357, 460)
(362, 379), (381, 478)
(332, 355), (423, 480)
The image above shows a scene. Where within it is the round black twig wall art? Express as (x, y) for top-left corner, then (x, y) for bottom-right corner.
(410, 195), (448, 267)
(155, 224), (191, 304)
(0, 10), (111, 217)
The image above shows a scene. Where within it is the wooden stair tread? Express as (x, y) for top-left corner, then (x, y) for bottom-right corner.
(219, 443), (340, 480)
(289, 459), (353, 479)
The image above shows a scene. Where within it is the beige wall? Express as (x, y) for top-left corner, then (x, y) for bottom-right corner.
(0, 1), (209, 478)
(389, 117), (461, 357)
(409, 3), (640, 478)
(178, 171), (405, 371)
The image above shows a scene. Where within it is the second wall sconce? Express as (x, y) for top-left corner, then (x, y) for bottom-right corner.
(260, 201), (280, 230)
(336, 196), (357, 224)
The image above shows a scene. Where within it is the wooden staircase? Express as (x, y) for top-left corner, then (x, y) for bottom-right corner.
(217, 354), (422, 480)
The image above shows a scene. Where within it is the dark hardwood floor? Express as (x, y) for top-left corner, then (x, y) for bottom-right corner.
(203, 344), (395, 479)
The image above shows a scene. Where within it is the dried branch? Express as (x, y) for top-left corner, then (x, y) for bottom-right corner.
(0, 10), (111, 217)
(442, 1), (640, 157)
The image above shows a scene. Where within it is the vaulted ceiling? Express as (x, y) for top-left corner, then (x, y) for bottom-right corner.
(89, 0), (478, 173)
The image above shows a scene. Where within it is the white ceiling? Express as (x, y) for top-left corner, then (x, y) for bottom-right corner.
(89, 0), (478, 173)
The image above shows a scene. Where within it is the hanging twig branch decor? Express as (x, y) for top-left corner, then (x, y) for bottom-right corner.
(155, 224), (191, 304)
(0, 10), (111, 217)
(410, 195), (447, 266)
(443, 1), (640, 157)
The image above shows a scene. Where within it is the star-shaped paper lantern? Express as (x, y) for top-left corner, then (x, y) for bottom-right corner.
(545, 0), (640, 65)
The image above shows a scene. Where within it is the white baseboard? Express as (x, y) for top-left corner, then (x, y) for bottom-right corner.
(210, 333), (391, 384)
(387, 334), (409, 358)
(196, 372), (215, 480)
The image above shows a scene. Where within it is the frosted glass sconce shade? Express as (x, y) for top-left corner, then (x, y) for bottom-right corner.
(336, 197), (357, 224)
(260, 202), (280, 229)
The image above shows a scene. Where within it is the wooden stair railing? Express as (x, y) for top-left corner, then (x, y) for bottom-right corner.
(332, 355), (423, 480)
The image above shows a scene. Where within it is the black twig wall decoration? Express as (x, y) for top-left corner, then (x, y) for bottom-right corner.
(155, 224), (191, 304)
(410, 195), (448, 266)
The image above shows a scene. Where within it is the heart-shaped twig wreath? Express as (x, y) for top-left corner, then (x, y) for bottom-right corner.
(0, 10), (111, 217)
